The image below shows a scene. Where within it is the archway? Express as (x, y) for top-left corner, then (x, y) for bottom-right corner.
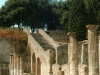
(32, 53), (36, 75)
(37, 57), (41, 75)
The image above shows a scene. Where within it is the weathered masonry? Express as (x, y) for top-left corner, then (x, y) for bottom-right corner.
(0, 25), (100, 75)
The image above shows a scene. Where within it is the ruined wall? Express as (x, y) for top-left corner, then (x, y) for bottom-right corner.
(57, 44), (68, 65)
(46, 30), (69, 44)
(37, 29), (59, 49)
(54, 25), (100, 75)
(23, 28), (52, 75)
(23, 25), (100, 75)
(0, 38), (11, 75)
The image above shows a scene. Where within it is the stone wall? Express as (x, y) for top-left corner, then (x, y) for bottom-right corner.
(37, 29), (59, 49)
(23, 28), (52, 75)
(0, 38), (11, 75)
(51, 25), (100, 75)
(1, 26), (100, 75)
(46, 30), (69, 44)
(57, 44), (68, 65)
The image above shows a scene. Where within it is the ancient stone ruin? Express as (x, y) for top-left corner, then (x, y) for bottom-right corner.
(0, 25), (100, 75)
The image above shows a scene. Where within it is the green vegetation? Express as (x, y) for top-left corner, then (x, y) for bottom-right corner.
(0, 28), (28, 53)
(0, 0), (100, 40)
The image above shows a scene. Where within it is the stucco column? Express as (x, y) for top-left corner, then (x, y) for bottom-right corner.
(81, 43), (88, 65)
(31, 54), (33, 75)
(10, 55), (14, 75)
(14, 53), (17, 75)
(20, 57), (23, 75)
(99, 34), (100, 74)
(17, 55), (20, 75)
(12, 55), (14, 75)
(86, 25), (99, 75)
(67, 32), (78, 75)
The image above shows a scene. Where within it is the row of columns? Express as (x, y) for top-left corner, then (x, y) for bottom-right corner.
(9, 53), (23, 75)
(68, 25), (99, 75)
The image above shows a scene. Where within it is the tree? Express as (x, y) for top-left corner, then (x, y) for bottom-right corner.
(67, 0), (87, 41)
(0, 0), (54, 31)
(60, 1), (69, 30)
(0, 6), (13, 27)
(86, 0), (100, 25)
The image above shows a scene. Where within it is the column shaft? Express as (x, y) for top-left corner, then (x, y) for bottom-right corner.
(10, 55), (14, 75)
(17, 55), (20, 75)
(67, 32), (78, 75)
(20, 57), (23, 75)
(86, 25), (99, 75)
(14, 53), (17, 75)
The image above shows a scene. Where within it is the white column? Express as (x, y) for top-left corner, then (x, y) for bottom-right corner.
(14, 53), (17, 75)
(86, 25), (99, 75)
(67, 32), (78, 75)
(20, 57), (23, 75)
(10, 55), (14, 75)
(31, 54), (33, 75)
(17, 55), (20, 75)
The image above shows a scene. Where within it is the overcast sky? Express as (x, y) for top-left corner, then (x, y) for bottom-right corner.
(0, 0), (7, 8)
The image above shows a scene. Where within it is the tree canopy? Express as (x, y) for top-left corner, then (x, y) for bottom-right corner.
(0, 0), (100, 40)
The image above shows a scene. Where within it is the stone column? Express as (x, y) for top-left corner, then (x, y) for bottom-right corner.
(20, 57), (23, 75)
(81, 43), (88, 65)
(99, 34), (100, 74)
(10, 55), (14, 75)
(67, 32), (78, 75)
(12, 55), (14, 75)
(86, 25), (99, 75)
(17, 55), (20, 75)
(31, 54), (33, 75)
(80, 42), (88, 75)
(14, 53), (17, 75)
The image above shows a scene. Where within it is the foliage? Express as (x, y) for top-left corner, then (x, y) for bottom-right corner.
(86, 0), (100, 25)
(0, 0), (100, 40)
(67, 0), (87, 41)
(0, 28), (28, 53)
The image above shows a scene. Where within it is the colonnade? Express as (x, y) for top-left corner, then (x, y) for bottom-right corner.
(9, 53), (23, 75)
(67, 25), (99, 75)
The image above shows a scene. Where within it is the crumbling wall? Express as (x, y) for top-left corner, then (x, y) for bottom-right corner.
(37, 29), (59, 49)
(52, 25), (99, 75)
(23, 28), (51, 75)
(57, 44), (68, 65)
(46, 30), (69, 44)
(0, 38), (11, 75)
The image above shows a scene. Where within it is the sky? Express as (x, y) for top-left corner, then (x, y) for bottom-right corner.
(0, 0), (7, 8)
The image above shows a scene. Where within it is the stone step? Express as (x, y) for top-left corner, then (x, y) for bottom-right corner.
(31, 33), (55, 51)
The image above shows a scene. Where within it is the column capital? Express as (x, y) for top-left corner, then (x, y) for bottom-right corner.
(67, 32), (76, 36)
(86, 25), (99, 30)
